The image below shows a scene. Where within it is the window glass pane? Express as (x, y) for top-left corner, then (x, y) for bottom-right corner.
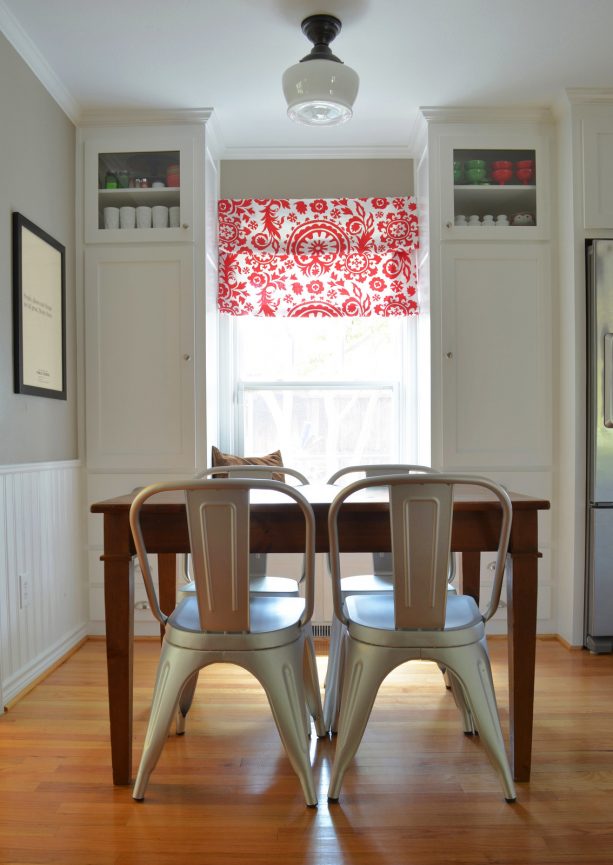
(236, 317), (404, 382)
(241, 386), (398, 481)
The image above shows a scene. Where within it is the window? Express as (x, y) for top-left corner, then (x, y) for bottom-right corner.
(215, 195), (424, 480)
(219, 314), (418, 481)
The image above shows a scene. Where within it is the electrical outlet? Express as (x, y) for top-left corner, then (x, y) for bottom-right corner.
(19, 573), (32, 609)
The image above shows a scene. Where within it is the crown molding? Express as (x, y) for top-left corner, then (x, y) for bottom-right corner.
(419, 105), (554, 125)
(565, 87), (613, 104)
(220, 143), (413, 160)
(77, 107), (215, 127)
(0, 0), (80, 122)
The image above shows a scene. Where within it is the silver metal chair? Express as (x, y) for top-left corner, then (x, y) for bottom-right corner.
(326, 473), (516, 803)
(130, 478), (326, 806)
(176, 464), (309, 733)
(323, 464), (460, 731)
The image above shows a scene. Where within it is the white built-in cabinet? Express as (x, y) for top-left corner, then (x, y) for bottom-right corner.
(84, 244), (195, 471)
(440, 241), (551, 469)
(416, 108), (555, 632)
(78, 112), (219, 634)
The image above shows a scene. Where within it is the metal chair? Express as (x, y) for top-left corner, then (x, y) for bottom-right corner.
(130, 477), (326, 806)
(176, 464), (310, 732)
(323, 464), (461, 731)
(326, 473), (516, 803)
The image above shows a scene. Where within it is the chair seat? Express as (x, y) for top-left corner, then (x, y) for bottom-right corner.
(166, 594), (308, 651)
(179, 575), (299, 596)
(340, 573), (393, 593)
(345, 592), (485, 649)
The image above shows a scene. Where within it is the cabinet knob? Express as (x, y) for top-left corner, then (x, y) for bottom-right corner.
(182, 223), (190, 230)
(446, 351), (454, 359)
(445, 221), (453, 229)
(183, 353), (191, 361)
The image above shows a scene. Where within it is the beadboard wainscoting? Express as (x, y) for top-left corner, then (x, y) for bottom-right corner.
(0, 461), (87, 707)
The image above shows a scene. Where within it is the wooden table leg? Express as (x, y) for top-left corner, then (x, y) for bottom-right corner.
(102, 512), (134, 786)
(158, 553), (177, 640)
(460, 551), (481, 604)
(506, 511), (539, 782)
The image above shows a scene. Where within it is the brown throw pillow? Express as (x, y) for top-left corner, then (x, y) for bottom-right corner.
(210, 446), (285, 481)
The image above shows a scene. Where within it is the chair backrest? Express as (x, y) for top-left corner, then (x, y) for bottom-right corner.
(198, 464), (309, 485)
(327, 463), (436, 486)
(328, 464), (442, 580)
(130, 478), (316, 631)
(328, 474), (512, 629)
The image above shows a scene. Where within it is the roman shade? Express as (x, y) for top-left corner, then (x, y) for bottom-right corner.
(218, 196), (419, 317)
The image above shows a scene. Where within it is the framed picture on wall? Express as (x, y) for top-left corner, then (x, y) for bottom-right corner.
(12, 212), (66, 400)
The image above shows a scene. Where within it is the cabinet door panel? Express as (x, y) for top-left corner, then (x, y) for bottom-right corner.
(582, 117), (613, 228)
(85, 246), (195, 470)
(441, 243), (551, 468)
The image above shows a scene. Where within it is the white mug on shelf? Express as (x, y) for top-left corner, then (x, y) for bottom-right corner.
(136, 206), (152, 228)
(468, 214), (481, 225)
(152, 205), (168, 228)
(119, 206), (136, 229)
(169, 206), (180, 228)
(103, 206), (119, 229)
(482, 214), (494, 225)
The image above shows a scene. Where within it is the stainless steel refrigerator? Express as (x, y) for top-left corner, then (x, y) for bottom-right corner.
(586, 239), (613, 652)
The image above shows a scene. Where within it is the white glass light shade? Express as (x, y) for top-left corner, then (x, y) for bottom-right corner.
(282, 59), (359, 126)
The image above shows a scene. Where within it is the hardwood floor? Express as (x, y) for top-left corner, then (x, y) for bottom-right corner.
(1, 638), (613, 865)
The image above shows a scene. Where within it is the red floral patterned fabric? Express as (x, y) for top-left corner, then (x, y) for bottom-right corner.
(217, 197), (419, 317)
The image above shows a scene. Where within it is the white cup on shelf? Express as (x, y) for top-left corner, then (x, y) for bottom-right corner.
(152, 205), (168, 228)
(468, 214), (481, 225)
(119, 206), (136, 229)
(169, 206), (180, 228)
(482, 214), (494, 225)
(136, 206), (152, 228)
(103, 206), (119, 229)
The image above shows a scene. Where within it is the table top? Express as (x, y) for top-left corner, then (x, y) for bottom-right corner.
(91, 482), (550, 514)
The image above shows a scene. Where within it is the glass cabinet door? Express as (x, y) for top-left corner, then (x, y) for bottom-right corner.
(453, 147), (537, 227)
(84, 136), (194, 243)
(439, 135), (548, 239)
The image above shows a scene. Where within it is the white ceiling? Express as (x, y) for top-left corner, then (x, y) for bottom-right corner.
(3, 0), (613, 156)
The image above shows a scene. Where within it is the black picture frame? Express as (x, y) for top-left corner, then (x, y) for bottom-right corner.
(12, 212), (67, 400)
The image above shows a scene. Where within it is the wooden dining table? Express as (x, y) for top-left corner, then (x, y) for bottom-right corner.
(91, 482), (549, 786)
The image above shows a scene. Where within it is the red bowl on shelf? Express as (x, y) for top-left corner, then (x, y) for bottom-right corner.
(515, 167), (534, 185)
(491, 167), (513, 185)
(516, 160), (534, 169)
(492, 160), (512, 170)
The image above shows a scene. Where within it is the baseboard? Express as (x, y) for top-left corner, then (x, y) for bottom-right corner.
(3, 627), (88, 709)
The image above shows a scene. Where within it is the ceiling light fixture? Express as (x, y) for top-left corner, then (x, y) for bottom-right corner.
(282, 13), (359, 126)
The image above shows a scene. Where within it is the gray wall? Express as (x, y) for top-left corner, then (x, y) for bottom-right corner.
(220, 158), (413, 199)
(0, 33), (77, 464)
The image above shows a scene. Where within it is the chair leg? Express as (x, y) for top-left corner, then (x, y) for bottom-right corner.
(303, 630), (327, 737)
(329, 626), (348, 734)
(323, 614), (344, 730)
(133, 642), (204, 800)
(175, 670), (199, 735)
(327, 637), (397, 802)
(246, 641), (318, 807)
(430, 641), (516, 803)
(446, 668), (476, 735)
